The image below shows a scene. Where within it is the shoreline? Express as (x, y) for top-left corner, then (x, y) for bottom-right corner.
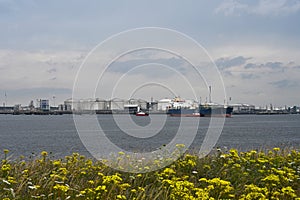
(0, 110), (299, 115)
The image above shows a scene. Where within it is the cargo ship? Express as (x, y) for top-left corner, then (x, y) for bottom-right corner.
(167, 107), (200, 117)
(167, 87), (233, 117)
(166, 97), (200, 117)
(167, 103), (233, 117)
(199, 103), (233, 117)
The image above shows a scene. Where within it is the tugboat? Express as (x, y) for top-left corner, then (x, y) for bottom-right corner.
(135, 107), (149, 116)
(135, 111), (149, 116)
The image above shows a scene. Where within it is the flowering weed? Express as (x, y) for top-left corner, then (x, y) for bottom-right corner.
(0, 147), (299, 199)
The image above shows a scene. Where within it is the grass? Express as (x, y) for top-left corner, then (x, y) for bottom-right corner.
(1, 147), (300, 199)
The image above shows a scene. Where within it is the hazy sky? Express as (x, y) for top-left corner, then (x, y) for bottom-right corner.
(1, 0), (300, 107)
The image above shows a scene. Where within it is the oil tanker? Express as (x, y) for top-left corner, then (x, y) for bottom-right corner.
(167, 86), (233, 117)
(167, 103), (233, 117)
(199, 103), (233, 117)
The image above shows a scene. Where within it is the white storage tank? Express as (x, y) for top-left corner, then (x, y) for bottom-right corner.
(110, 98), (125, 110)
(95, 99), (107, 110)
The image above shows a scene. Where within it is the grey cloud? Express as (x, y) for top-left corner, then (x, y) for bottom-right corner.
(47, 68), (57, 73)
(270, 79), (298, 88)
(293, 65), (300, 69)
(244, 61), (284, 72)
(46, 60), (58, 66)
(265, 62), (283, 69)
(244, 63), (258, 69)
(215, 0), (249, 16)
(221, 70), (233, 77)
(107, 57), (189, 78)
(215, 0), (300, 16)
(288, 61), (296, 65)
(241, 73), (260, 79)
(216, 56), (251, 69)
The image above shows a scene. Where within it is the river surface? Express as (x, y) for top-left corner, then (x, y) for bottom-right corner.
(0, 114), (299, 159)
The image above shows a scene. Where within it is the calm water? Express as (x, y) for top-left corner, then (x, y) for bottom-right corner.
(0, 114), (299, 159)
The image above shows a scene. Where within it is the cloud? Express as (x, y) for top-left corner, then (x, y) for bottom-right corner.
(240, 73), (260, 79)
(47, 68), (57, 73)
(214, 54), (300, 105)
(254, 0), (300, 16)
(0, 49), (83, 104)
(215, 0), (300, 16)
(107, 57), (188, 78)
(215, 56), (251, 69)
(215, 53), (300, 105)
(214, 0), (249, 16)
(270, 79), (299, 88)
(215, 56), (287, 80)
(244, 61), (284, 71)
(264, 62), (283, 69)
(244, 63), (257, 69)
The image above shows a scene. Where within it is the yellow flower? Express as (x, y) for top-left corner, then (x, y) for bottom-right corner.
(53, 184), (69, 193)
(95, 185), (107, 192)
(163, 168), (176, 175)
(273, 147), (280, 152)
(262, 174), (280, 183)
(59, 167), (68, 175)
(281, 186), (297, 198)
(117, 194), (126, 199)
(131, 189), (137, 193)
(120, 183), (131, 190)
(41, 151), (48, 157)
(250, 150), (257, 154)
(8, 176), (17, 184)
(199, 177), (207, 182)
(53, 160), (61, 166)
(1, 164), (11, 172)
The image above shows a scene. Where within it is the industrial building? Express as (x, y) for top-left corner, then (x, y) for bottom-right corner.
(37, 99), (50, 111)
(231, 103), (256, 114)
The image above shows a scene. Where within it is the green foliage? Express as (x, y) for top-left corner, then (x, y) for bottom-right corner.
(0, 147), (299, 199)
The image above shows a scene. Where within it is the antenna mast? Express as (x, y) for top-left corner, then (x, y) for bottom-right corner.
(4, 92), (7, 107)
(209, 86), (212, 103)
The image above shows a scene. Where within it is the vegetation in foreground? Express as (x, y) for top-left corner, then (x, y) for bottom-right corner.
(1, 147), (300, 199)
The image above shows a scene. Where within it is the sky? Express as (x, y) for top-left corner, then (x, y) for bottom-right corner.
(0, 0), (300, 107)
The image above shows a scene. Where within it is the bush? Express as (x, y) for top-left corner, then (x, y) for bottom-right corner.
(1, 147), (299, 199)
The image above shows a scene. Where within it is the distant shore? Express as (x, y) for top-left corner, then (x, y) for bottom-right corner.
(0, 110), (168, 115)
(0, 110), (299, 115)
